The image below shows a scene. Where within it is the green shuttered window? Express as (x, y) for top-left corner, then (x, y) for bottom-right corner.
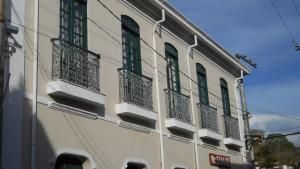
(60, 0), (87, 48)
(121, 15), (142, 74)
(196, 63), (209, 105)
(165, 43), (181, 93)
(220, 78), (231, 116)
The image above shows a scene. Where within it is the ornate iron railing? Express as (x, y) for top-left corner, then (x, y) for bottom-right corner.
(164, 89), (192, 124)
(118, 68), (153, 111)
(198, 103), (219, 133)
(224, 115), (240, 140)
(51, 38), (100, 93)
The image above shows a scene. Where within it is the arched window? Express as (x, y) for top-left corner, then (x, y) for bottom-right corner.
(220, 78), (231, 116)
(165, 43), (181, 93)
(55, 155), (83, 169)
(126, 162), (147, 169)
(60, 0), (87, 48)
(196, 63), (209, 105)
(121, 15), (141, 74)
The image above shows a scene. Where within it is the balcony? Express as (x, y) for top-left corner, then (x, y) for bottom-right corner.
(164, 89), (196, 133)
(198, 104), (223, 141)
(223, 115), (243, 147)
(115, 68), (157, 122)
(47, 38), (105, 106)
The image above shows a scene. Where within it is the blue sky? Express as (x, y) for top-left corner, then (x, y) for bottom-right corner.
(168, 0), (300, 145)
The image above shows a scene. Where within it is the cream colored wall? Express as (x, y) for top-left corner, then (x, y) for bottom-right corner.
(22, 0), (244, 168)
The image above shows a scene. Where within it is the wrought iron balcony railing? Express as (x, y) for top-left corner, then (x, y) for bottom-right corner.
(51, 38), (101, 92)
(165, 89), (192, 124)
(224, 115), (240, 140)
(198, 103), (219, 133)
(118, 68), (153, 111)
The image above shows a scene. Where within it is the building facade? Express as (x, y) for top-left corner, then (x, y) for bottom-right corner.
(1, 0), (252, 169)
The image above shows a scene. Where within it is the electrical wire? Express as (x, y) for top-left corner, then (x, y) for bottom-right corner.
(268, 126), (300, 133)
(292, 0), (300, 19)
(269, 0), (297, 44)
(265, 131), (300, 139)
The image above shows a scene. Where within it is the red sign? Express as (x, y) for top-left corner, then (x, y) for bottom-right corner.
(209, 153), (231, 168)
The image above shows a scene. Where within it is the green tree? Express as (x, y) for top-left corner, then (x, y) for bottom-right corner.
(253, 133), (296, 168)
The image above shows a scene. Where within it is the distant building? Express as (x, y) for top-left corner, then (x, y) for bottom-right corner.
(1, 0), (252, 169)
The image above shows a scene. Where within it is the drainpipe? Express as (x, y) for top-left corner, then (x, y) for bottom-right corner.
(186, 35), (199, 169)
(235, 70), (250, 168)
(31, 0), (39, 168)
(152, 9), (165, 169)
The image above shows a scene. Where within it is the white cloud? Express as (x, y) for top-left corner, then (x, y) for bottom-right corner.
(248, 78), (300, 146)
(250, 114), (300, 146)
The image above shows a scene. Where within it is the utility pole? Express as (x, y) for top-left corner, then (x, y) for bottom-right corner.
(239, 81), (254, 168)
(235, 53), (257, 169)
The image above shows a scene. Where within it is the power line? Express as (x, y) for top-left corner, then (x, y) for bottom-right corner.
(268, 126), (300, 133)
(269, 0), (297, 44)
(292, 0), (300, 19)
(265, 131), (300, 139)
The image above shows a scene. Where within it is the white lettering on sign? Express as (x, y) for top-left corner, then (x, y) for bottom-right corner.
(209, 153), (231, 168)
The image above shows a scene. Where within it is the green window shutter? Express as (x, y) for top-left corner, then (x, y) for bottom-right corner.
(196, 63), (209, 105)
(220, 78), (231, 116)
(165, 43), (181, 93)
(121, 15), (142, 75)
(60, 0), (87, 48)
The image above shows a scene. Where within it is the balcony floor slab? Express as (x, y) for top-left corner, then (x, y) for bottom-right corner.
(115, 103), (157, 122)
(47, 80), (105, 106)
(198, 129), (223, 141)
(224, 138), (244, 147)
(165, 118), (196, 133)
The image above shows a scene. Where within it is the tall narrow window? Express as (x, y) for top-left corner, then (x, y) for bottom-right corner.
(196, 63), (209, 105)
(60, 0), (87, 48)
(55, 155), (83, 169)
(121, 15), (141, 74)
(165, 43), (181, 93)
(220, 78), (231, 116)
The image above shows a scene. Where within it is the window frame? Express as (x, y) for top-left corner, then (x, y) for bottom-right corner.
(60, 0), (88, 48)
(165, 42), (181, 93)
(121, 15), (142, 75)
(220, 78), (231, 116)
(196, 63), (209, 106)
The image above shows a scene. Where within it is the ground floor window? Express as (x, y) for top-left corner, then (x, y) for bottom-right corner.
(126, 162), (147, 169)
(55, 155), (83, 169)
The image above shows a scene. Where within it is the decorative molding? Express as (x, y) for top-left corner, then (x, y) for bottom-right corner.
(48, 101), (99, 120)
(118, 121), (152, 134)
(226, 149), (242, 155)
(104, 115), (120, 124)
(202, 143), (219, 150)
(168, 134), (192, 144)
(24, 92), (50, 105)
